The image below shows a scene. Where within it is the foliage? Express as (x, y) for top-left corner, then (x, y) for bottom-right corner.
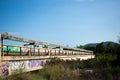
(96, 42), (106, 53)
(84, 46), (96, 52)
(76, 45), (84, 49)
(43, 45), (48, 48)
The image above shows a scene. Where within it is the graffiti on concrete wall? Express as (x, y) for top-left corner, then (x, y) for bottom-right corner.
(2, 63), (9, 76)
(2, 61), (25, 75)
(1, 60), (46, 75)
(9, 61), (25, 72)
(28, 60), (44, 68)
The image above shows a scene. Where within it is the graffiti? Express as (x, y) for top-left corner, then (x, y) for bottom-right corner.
(1, 60), (46, 75)
(2, 63), (9, 76)
(28, 60), (43, 68)
(9, 61), (25, 72)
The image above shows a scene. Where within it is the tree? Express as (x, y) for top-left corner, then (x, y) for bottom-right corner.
(84, 46), (96, 52)
(116, 34), (120, 63)
(106, 42), (115, 54)
(43, 45), (48, 48)
(76, 45), (84, 49)
(96, 42), (106, 53)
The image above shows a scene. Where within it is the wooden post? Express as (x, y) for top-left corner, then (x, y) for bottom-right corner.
(0, 33), (2, 76)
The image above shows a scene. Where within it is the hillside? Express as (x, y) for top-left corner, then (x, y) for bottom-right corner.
(84, 41), (118, 47)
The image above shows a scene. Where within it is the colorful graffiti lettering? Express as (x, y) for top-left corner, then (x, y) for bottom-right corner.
(1, 60), (46, 75)
(2, 63), (9, 76)
(28, 60), (43, 68)
(9, 61), (25, 71)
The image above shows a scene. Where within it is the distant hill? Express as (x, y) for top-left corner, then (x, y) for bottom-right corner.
(84, 43), (98, 47)
(84, 41), (118, 47)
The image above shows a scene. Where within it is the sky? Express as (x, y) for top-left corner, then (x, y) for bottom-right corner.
(0, 0), (120, 47)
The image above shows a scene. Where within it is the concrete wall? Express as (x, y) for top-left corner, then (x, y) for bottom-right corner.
(0, 55), (95, 76)
(1, 59), (46, 76)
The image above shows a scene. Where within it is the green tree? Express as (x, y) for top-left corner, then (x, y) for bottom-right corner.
(76, 45), (84, 49)
(43, 45), (48, 48)
(96, 42), (106, 53)
(84, 46), (96, 52)
(106, 42), (115, 54)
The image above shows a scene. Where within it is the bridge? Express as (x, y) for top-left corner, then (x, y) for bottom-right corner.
(0, 32), (95, 76)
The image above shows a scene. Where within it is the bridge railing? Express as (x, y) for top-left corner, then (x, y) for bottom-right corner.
(1, 45), (93, 56)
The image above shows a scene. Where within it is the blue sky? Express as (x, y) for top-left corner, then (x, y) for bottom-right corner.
(0, 0), (120, 47)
